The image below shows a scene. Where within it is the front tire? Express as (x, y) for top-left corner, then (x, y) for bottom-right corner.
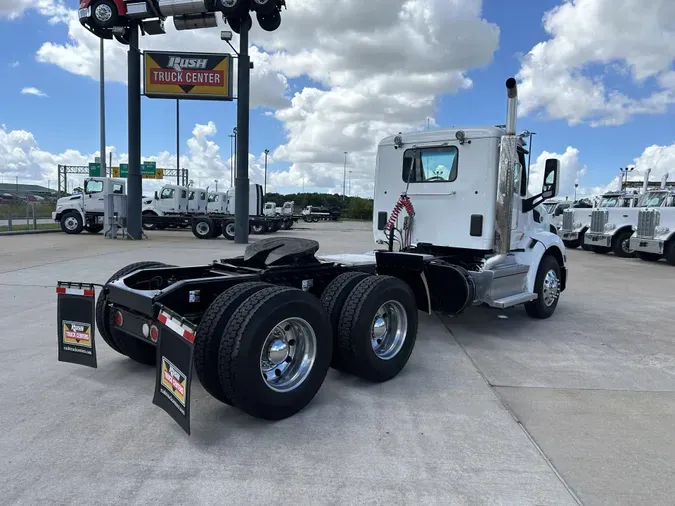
(665, 240), (675, 266)
(580, 230), (592, 251)
(612, 229), (636, 258)
(217, 286), (333, 420)
(336, 275), (419, 382)
(637, 252), (661, 262)
(563, 239), (580, 249)
(60, 212), (83, 234)
(524, 254), (561, 319)
(91, 0), (119, 30)
(592, 246), (610, 254)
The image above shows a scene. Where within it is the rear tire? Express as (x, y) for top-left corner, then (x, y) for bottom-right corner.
(320, 272), (372, 371)
(217, 286), (333, 420)
(524, 254), (561, 319)
(195, 282), (272, 405)
(336, 276), (418, 382)
(637, 252), (661, 262)
(251, 223), (265, 234)
(192, 217), (214, 239)
(96, 261), (170, 361)
(612, 229), (636, 258)
(86, 224), (104, 234)
(223, 222), (235, 240)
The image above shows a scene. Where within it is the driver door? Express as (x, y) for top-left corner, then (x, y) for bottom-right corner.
(83, 179), (105, 213)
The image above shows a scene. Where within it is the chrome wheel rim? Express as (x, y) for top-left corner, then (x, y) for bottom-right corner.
(225, 223), (235, 236)
(542, 269), (560, 307)
(95, 4), (113, 22)
(621, 238), (633, 254)
(371, 300), (407, 360)
(64, 216), (78, 230)
(260, 317), (316, 393)
(221, 0), (236, 7)
(196, 222), (210, 236)
(253, 225), (264, 233)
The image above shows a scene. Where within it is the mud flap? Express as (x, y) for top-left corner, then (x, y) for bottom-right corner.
(152, 306), (197, 435)
(56, 283), (97, 368)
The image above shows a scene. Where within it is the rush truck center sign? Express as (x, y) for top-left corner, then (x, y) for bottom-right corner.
(143, 51), (234, 101)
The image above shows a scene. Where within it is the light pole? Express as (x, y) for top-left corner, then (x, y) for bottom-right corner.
(620, 166), (634, 191)
(233, 127), (238, 189)
(228, 133), (236, 187)
(176, 99), (180, 185)
(348, 170), (352, 196)
(574, 183), (578, 202)
(264, 149), (269, 195)
(343, 152), (347, 201)
(215, 179), (219, 192)
(99, 38), (106, 178)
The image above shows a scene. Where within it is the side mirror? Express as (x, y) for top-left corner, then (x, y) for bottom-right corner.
(541, 159), (560, 199)
(154, 191), (159, 200)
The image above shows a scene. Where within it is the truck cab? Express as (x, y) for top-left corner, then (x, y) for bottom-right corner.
(630, 187), (675, 265)
(585, 187), (669, 257)
(53, 177), (125, 234)
(543, 200), (573, 230)
(188, 188), (208, 214)
(225, 184), (264, 216)
(143, 185), (189, 215)
(263, 202), (278, 217)
(207, 192), (229, 214)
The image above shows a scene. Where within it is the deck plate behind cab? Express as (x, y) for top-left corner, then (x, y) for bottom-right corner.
(244, 237), (320, 266)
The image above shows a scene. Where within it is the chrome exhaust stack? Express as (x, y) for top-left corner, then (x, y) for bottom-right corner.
(486, 78), (519, 269)
(642, 168), (652, 193)
(661, 173), (669, 190)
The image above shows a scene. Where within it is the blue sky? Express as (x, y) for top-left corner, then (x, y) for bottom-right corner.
(1, 0), (674, 195)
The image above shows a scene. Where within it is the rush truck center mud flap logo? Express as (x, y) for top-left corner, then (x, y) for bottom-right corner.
(152, 307), (196, 435)
(56, 284), (97, 369)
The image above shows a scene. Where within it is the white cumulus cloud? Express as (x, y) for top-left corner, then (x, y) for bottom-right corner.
(516, 0), (675, 126)
(21, 87), (48, 98)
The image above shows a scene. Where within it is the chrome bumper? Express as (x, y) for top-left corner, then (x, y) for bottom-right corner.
(560, 230), (579, 241)
(629, 237), (663, 255)
(585, 232), (611, 248)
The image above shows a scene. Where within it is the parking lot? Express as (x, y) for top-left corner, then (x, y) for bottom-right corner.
(1, 220), (674, 505)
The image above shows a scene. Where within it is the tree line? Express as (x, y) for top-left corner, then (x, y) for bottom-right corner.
(264, 192), (374, 220)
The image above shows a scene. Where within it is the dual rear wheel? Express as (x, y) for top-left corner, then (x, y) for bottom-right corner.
(193, 273), (418, 420)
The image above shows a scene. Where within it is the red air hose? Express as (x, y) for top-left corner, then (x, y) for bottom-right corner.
(384, 194), (415, 231)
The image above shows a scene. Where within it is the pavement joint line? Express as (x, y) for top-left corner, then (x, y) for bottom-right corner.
(436, 312), (584, 506)
(491, 385), (675, 394)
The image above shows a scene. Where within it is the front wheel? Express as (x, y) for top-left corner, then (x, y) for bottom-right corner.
(192, 217), (214, 239)
(612, 229), (636, 258)
(592, 246), (610, 254)
(60, 212), (83, 234)
(91, 0), (119, 29)
(637, 252), (661, 262)
(580, 231), (592, 251)
(524, 254), (561, 319)
(563, 239), (580, 249)
(665, 241), (675, 266)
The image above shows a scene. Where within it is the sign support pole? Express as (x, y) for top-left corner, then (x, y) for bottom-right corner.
(234, 17), (251, 244)
(127, 21), (142, 240)
(176, 99), (180, 185)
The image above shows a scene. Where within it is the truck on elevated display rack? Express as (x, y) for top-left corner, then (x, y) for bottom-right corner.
(55, 77), (568, 434)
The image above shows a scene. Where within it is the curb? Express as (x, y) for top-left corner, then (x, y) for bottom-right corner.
(0, 229), (62, 236)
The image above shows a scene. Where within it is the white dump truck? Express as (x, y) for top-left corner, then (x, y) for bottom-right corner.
(52, 177), (126, 234)
(56, 77), (568, 434)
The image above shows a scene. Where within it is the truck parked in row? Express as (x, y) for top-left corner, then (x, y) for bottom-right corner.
(629, 175), (675, 264)
(584, 172), (674, 257)
(57, 77), (569, 433)
(52, 177), (126, 234)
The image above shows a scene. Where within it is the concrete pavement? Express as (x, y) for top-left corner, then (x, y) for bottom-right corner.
(0, 221), (673, 505)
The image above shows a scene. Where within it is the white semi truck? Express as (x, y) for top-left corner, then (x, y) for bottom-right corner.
(56, 77), (569, 433)
(583, 172), (672, 257)
(559, 191), (639, 251)
(52, 177), (126, 234)
(263, 201), (299, 229)
(629, 176), (675, 264)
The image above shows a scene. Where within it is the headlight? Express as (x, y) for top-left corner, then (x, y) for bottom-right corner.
(655, 226), (670, 236)
(604, 223), (616, 231)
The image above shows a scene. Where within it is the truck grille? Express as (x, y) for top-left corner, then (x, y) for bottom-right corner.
(636, 209), (660, 238)
(590, 209), (608, 233)
(562, 209), (574, 231)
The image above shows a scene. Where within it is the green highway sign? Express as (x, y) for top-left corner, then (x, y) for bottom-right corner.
(88, 162), (101, 177)
(118, 162), (157, 178)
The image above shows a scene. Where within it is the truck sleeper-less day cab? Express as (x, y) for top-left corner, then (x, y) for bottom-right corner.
(52, 177), (126, 234)
(55, 78), (568, 433)
(263, 201), (298, 229)
(629, 178), (675, 265)
(584, 172), (673, 257)
(560, 191), (639, 252)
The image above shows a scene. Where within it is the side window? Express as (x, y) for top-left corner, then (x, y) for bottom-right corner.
(160, 188), (174, 199)
(402, 146), (458, 183)
(188, 191), (195, 200)
(85, 180), (104, 194)
(181, 190), (187, 199)
(200, 192), (206, 201)
(112, 184), (124, 194)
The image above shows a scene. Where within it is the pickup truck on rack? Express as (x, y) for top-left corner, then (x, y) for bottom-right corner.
(55, 77), (568, 434)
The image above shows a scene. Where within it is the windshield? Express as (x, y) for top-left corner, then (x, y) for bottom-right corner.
(637, 192), (667, 208)
(598, 196), (621, 207)
(543, 203), (556, 213)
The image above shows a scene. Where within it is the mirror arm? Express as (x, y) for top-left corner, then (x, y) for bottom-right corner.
(522, 193), (547, 213)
